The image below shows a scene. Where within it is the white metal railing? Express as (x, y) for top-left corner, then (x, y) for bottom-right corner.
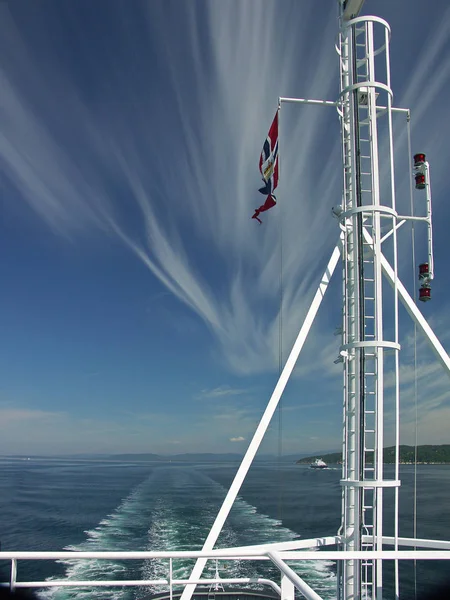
(1, 536), (449, 600)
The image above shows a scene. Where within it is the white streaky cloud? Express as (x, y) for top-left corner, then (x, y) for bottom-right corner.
(0, 407), (65, 425)
(400, 403), (450, 447)
(379, 306), (450, 445)
(282, 400), (337, 412)
(230, 436), (245, 442)
(400, 4), (450, 125)
(0, 405), (250, 455)
(1, 1), (450, 382)
(384, 360), (442, 391)
(196, 386), (247, 400)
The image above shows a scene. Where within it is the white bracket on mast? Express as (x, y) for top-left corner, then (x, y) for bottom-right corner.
(362, 228), (450, 376)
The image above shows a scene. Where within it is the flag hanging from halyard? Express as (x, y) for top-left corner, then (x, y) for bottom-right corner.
(252, 111), (279, 223)
(252, 194), (277, 224)
(258, 112), (279, 196)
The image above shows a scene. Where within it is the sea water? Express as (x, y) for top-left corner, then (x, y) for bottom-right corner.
(0, 458), (449, 599)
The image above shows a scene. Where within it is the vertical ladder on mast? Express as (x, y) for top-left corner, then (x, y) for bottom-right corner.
(354, 22), (377, 600)
(338, 9), (400, 600)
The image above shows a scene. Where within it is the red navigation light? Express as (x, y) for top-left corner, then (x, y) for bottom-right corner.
(419, 263), (430, 280)
(419, 286), (431, 302)
(415, 173), (426, 189)
(414, 153), (426, 166)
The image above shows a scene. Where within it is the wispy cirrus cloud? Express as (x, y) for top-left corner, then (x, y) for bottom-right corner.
(0, 2), (339, 378)
(0, 407), (65, 425)
(196, 386), (247, 400)
(0, 403), (252, 455)
(379, 309), (450, 445)
(1, 0), (450, 385)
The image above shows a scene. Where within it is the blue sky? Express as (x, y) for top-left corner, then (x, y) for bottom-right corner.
(1, 0), (450, 456)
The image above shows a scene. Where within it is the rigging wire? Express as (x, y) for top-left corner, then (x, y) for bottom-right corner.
(407, 112), (419, 600)
(277, 104), (284, 522)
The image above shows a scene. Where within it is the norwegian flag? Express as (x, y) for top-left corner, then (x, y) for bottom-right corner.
(258, 112), (279, 196)
(252, 194), (277, 224)
(252, 111), (279, 223)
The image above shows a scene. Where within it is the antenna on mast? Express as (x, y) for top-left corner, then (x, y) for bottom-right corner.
(341, 0), (366, 20)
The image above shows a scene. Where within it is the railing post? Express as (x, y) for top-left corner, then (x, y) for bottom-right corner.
(281, 574), (294, 600)
(169, 558), (173, 600)
(10, 559), (17, 592)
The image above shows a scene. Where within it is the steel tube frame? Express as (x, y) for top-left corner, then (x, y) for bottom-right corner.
(337, 12), (399, 599)
(267, 552), (324, 600)
(338, 17), (360, 600)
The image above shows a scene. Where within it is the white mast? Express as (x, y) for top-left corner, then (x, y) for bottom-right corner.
(181, 4), (441, 600)
(337, 1), (400, 599)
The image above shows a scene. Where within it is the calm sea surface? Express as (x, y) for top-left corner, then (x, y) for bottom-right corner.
(0, 458), (449, 599)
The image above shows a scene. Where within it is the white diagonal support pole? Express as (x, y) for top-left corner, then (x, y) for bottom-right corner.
(268, 552), (324, 600)
(382, 254), (450, 375)
(362, 228), (450, 375)
(180, 243), (341, 600)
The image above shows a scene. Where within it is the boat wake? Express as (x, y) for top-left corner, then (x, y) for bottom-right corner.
(40, 466), (337, 600)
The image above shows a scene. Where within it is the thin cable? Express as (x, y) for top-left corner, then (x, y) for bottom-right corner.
(385, 32), (400, 596)
(277, 104), (284, 522)
(407, 111), (419, 600)
(277, 201), (283, 519)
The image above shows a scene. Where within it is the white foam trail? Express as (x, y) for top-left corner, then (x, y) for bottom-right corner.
(41, 467), (337, 600)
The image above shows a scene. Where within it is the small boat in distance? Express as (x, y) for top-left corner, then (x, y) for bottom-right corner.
(310, 458), (328, 469)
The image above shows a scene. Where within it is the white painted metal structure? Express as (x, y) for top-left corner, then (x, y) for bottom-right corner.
(1, 1), (450, 599)
(336, 8), (399, 600)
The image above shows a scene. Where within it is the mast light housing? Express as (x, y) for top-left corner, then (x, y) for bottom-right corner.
(414, 153), (426, 166)
(419, 263), (430, 281)
(419, 285), (432, 302)
(415, 173), (426, 189)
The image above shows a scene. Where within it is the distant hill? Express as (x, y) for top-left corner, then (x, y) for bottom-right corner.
(108, 453), (166, 462)
(296, 445), (450, 465)
(107, 453), (314, 463)
(0, 452), (321, 463)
